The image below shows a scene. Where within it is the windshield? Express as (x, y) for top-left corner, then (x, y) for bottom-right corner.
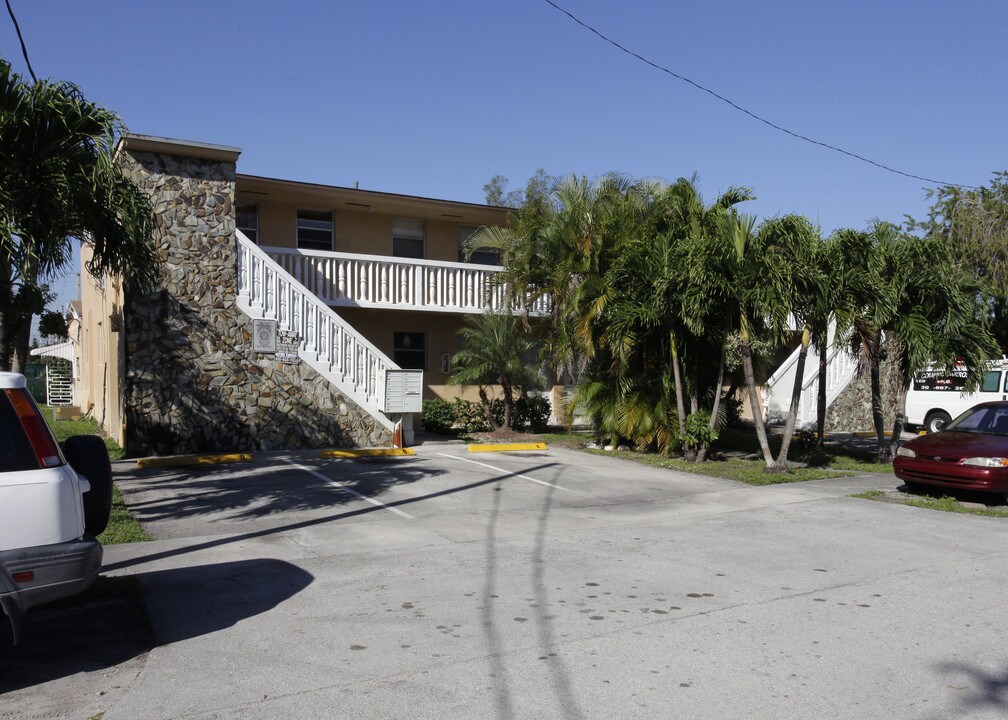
(945, 405), (1008, 436)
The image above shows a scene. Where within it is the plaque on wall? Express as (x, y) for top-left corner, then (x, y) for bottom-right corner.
(276, 329), (301, 365)
(253, 319), (277, 353)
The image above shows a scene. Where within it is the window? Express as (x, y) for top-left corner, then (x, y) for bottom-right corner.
(297, 209), (333, 251)
(237, 201), (259, 243)
(458, 225), (499, 265)
(393, 218), (425, 259)
(982, 370), (1002, 392)
(394, 332), (426, 370)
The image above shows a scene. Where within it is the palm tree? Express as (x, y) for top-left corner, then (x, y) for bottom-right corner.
(881, 231), (999, 459)
(448, 309), (543, 430)
(0, 59), (158, 371)
(717, 211), (805, 471)
(765, 215), (822, 467)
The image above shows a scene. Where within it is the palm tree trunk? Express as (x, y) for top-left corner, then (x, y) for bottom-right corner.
(740, 318), (775, 468)
(0, 264), (13, 372)
(671, 337), (687, 436)
(501, 377), (514, 430)
(11, 318), (30, 374)
(870, 347), (888, 462)
(479, 387), (501, 430)
(815, 331), (827, 450)
(888, 372), (911, 458)
(775, 326), (811, 467)
(696, 342), (726, 464)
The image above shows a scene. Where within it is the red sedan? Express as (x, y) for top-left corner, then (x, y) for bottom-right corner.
(894, 401), (1008, 500)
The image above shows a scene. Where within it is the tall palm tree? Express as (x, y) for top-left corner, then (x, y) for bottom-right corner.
(0, 59), (158, 371)
(881, 231), (999, 459)
(717, 211), (805, 471)
(764, 215), (822, 467)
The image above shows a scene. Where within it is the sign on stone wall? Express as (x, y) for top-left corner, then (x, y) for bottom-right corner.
(253, 319), (277, 353)
(276, 330), (301, 365)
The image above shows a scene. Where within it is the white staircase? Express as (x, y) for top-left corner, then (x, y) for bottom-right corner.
(763, 325), (859, 428)
(234, 230), (399, 433)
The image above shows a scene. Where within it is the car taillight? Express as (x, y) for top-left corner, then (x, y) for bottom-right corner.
(3, 388), (64, 468)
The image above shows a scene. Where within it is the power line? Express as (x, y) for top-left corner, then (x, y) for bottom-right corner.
(5, 0), (36, 82)
(543, 0), (977, 190)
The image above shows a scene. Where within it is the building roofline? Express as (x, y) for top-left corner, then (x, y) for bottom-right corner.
(119, 134), (243, 163)
(236, 173), (511, 213)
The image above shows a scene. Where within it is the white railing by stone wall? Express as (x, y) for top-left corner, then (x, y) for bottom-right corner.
(262, 246), (550, 316)
(763, 326), (859, 428)
(236, 231), (396, 430)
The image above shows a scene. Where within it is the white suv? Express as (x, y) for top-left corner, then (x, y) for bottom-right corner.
(0, 372), (110, 644)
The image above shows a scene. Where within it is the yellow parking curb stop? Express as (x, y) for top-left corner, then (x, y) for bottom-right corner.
(467, 442), (548, 453)
(136, 453), (253, 469)
(320, 448), (416, 459)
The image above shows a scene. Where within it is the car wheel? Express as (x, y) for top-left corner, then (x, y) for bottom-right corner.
(62, 435), (113, 536)
(924, 410), (952, 434)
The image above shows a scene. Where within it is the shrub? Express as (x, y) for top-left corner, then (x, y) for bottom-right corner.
(487, 395), (552, 432)
(681, 410), (718, 449)
(452, 398), (492, 433)
(421, 398), (455, 435)
(518, 395), (550, 432)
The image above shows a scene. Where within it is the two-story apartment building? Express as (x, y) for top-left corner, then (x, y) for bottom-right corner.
(74, 134), (552, 455)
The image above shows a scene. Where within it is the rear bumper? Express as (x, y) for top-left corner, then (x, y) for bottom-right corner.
(0, 537), (102, 643)
(894, 459), (1008, 494)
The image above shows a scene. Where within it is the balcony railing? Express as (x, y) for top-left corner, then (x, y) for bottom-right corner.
(262, 246), (549, 316)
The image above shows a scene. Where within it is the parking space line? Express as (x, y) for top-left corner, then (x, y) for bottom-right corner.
(280, 459), (415, 519)
(435, 452), (571, 491)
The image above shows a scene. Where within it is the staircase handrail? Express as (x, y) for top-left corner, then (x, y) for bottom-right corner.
(236, 231), (397, 421)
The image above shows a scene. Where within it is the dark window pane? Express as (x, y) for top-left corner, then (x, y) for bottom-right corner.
(982, 371), (1001, 392)
(394, 332), (426, 370)
(468, 249), (500, 266)
(393, 236), (424, 259)
(297, 209), (333, 251)
(237, 201), (258, 243)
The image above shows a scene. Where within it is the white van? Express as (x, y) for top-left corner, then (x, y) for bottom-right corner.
(905, 361), (1008, 433)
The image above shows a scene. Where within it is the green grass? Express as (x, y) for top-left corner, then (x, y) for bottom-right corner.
(99, 485), (152, 544)
(853, 489), (1008, 518)
(39, 405), (149, 543)
(37, 405), (124, 460)
(537, 428), (875, 485)
(568, 446), (852, 485)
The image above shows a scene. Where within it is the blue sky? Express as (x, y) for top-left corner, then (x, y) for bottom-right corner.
(3, 0), (1006, 314)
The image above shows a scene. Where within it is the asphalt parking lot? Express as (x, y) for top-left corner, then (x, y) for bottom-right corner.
(4, 443), (1008, 719)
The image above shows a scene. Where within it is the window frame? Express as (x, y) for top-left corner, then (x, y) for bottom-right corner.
(392, 218), (426, 259)
(393, 331), (426, 371)
(296, 208), (334, 251)
(458, 224), (499, 265)
(237, 201), (259, 243)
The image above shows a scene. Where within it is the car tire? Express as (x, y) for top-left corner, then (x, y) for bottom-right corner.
(63, 435), (113, 536)
(924, 410), (952, 434)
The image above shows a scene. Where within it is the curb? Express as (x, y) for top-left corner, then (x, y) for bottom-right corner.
(320, 448), (416, 459)
(136, 453), (253, 469)
(467, 442), (549, 453)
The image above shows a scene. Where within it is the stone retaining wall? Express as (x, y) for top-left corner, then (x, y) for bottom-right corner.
(120, 149), (389, 455)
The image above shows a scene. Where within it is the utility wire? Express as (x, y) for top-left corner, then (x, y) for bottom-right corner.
(544, 0), (977, 190)
(5, 0), (37, 82)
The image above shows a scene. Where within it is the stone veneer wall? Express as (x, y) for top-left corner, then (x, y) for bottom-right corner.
(823, 338), (901, 432)
(120, 150), (390, 455)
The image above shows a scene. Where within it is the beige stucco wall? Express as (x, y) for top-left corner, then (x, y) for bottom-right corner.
(76, 244), (125, 445)
(253, 201), (480, 262)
